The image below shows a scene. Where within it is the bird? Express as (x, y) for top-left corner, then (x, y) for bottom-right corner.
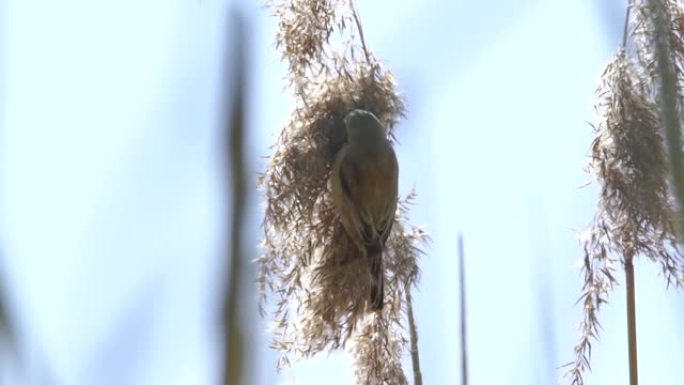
(330, 109), (399, 311)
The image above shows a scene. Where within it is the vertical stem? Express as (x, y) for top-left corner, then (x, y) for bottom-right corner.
(0, 0), (12, 360)
(349, 0), (372, 66)
(651, 0), (684, 238)
(223, 9), (248, 385)
(458, 234), (468, 385)
(625, 252), (638, 385)
(622, 2), (633, 49)
(406, 287), (423, 385)
(0, 260), (12, 351)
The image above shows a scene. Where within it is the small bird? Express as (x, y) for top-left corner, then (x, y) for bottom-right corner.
(331, 109), (399, 311)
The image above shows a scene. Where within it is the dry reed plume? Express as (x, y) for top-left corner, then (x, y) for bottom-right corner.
(257, 1), (428, 383)
(566, 1), (684, 384)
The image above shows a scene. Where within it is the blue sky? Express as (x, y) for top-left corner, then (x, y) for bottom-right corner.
(1, 0), (683, 384)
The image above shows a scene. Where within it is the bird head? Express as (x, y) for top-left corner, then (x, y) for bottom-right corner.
(343, 109), (388, 148)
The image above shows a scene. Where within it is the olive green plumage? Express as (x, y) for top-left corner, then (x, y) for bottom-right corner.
(331, 109), (399, 311)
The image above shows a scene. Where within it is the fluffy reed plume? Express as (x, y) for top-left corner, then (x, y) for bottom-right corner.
(257, 1), (427, 383)
(566, 1), (684, 384)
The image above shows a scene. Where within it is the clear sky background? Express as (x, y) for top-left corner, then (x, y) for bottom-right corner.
(1, 0), (684, 385)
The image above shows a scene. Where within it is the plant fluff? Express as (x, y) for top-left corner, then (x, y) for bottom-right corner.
(566, 1), (684, 383)
(257, 1), (428, 383)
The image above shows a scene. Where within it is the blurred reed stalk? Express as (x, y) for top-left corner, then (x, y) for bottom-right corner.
(0, 260), (11, 346)
(651, 0), (684, 237)
(624, 251), (637, 385)
(458, 235), (468, 385)
(222, 9), (248, 385)
(565, 1), (684, 384)
(0, 258), (15, 372)
(624, 7), (639, 385)
(405, 287), (422, 385)
(0, 0), (14, 369)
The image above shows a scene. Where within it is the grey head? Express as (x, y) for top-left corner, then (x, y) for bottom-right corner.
(343, 109), (388, 148)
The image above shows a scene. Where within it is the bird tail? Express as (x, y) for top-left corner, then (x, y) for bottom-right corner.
(367, 244), (384, 311)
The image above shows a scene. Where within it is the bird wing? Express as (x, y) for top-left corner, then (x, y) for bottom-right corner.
(331, 146), (367, 252)
(376, 147), (398, 245)
(336, 146), (398, 250)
